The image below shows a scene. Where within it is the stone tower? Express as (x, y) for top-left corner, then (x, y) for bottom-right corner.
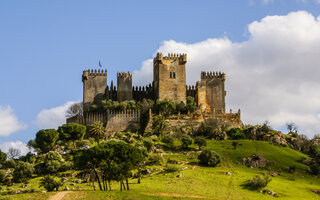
(117, 72), (133, 101)
(82, 69), (107, 111)
(196, 71), (226, 113)
(153, 53), (187, 103)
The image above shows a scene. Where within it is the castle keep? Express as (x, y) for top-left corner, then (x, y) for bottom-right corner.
(68, 52), (241, 132)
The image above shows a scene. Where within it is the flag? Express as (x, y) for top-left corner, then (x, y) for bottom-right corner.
(99, 60), (102, 68)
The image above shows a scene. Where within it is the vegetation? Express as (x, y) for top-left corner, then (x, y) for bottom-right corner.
(194, 136), (207, 149)
(89, 121), (106, 145)
(12, 161), (35, 183)
(58, 123), (86, 145)
(152, 116), (168, 136)
(242, 175), (272, 190)
(39, 175), (63, 191)
(198, 149), (221, 167)
(34, 129), (59, 153)
(227, 128), (246, 140)
(181, 134), (193, 149)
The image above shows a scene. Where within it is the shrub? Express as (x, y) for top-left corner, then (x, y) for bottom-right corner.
(181, 134), (193, 149)
(143, 139), (154, 152)
(147, 154), (163, 165)
(161, 135), (175, 148)
(198, 149), (221, 167)
(0, 170), (6, 183)
(12, 161), (34, 183)
(164, 165), (180, 173)
(167, 157), (180, 164)
(39, 175), (63, 192)
(194, 137), (207, 149)
(35, 129), (59, 153)
(0, 150), (7, 165)
(227, 128), (246, 140)
(5, 159), (16, 168)
(242, 175), (272, 190)
(44, 151), (64, 174)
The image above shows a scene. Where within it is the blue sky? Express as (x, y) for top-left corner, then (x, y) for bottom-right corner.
(1, 0), (320, 154)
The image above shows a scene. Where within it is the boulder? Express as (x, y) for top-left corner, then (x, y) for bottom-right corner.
(262, 189), (277, 196)
(240, 154), (268, 168)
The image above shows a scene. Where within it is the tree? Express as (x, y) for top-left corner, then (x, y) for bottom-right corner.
(74, 141), (145, 191)
(7, 148), (21, 159)
(40, 175), (63, 191)
(0, 169), (6, 183)
(194, 136), (207, 149)
(44, 151), (64, 174)
(198, 149), (221, 167)
(161, 135), (175, 148)
(152, 116), (168, 136)
(0, 150), (7, 165)
(12, 161), (34, 183)
(66, 102), (83, 118)
(143, 139), (154, 152)
(175, 101), (185, 114)
(181, 134), (193, 149)
(89, 121), (106, 145)
(156, 99), (175, 116)
(58, 123), (87, 146)
(35, 129), (59, 153)
(185, 96), (197, 114)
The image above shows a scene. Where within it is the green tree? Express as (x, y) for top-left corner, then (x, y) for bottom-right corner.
(143, 139), (154, 152)
(0, 150), (7, 166)
(175, 101), (185, 114)
(198, 149), (221, 167)
(152, 116), (168, 136)
(185, 96), (197, 114)
(194, 136), (207, 149)
(35, 129), (59, 153)
(58, 123), (87, 146)
(161, 135), (175, 148)
(89, 121), (106, 145)
(44, 151), (64, 174)
(40, 175), (63, 191)
(12, 161), (34, 183)
(0, 170), (6, 183)
(156, 99), (175, 116)
(181, 134), (193, 149)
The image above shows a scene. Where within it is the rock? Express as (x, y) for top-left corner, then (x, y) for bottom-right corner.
(311, 189), (320, 194)
(71, 183), (76, 186)
(270, 172), (278, 177)
(180, 167), (188, 171)
(41, 191), (46, 193)
(226, 172), (232, 176)
(64, 186), (69, 191)
(240, 154), (268, 168)
(262, 189), (277, 196)
(176, 174), (183, 178)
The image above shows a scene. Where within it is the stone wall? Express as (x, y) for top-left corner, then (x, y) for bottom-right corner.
(153, 53), (187, 103)
(66, 109), (140, 132)
(82, 69), (107, 111)
(117, 72), (133, 101)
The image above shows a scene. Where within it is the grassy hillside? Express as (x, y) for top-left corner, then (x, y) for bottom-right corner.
(2, 140), (320, 200)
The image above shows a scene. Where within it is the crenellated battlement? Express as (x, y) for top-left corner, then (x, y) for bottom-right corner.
(201, 71), (226, 80)
(117, 72), (132, 80)
(83, 69), (107, 76)
(154, 52), (187, 64)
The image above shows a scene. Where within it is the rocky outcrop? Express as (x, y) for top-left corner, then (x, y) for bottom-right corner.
(240, 154), (268, 168)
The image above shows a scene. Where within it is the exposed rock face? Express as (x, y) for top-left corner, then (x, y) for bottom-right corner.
(240, 154), (268, 168)
(262, 189), (277, 196)
(245, 127), (287, 146)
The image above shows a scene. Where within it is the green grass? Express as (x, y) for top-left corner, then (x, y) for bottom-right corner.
(2, 140), (320, 200)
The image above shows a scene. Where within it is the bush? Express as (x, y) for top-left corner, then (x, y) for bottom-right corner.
(12, 161), (34, 183)
(198, 149), (221, 167)
(39, 175), (63, 191)
(181, 134), (193, 149)
(5, 159), (16, 168)
(194, 137), (207, 149)
(143, 139), (154, 152)
(164, 165), (180, 173)
(44, 151), (64, 174)
(35, 129), (59, 153)
(0, 150), (7, 165)
(0, 169), (6, 183)
(227, 128), (246, 140)
(161, 135), (175, 148)
(147, 154), (163, 165)
(242, 175), (272, 190)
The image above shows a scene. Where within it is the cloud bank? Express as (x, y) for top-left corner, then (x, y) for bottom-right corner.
(0, 141), (31, 156)
(133, 11), (320, 137)
(0, 105), (26, 136)
(36, 101), (76, 129)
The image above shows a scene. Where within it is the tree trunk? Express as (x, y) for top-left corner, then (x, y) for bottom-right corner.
(120, 181), (122, 191)
(108, 180), (111, 191)
(92, 167), (102, 191)
(126, 178), (129, 191)
(138, 177), (141, 184)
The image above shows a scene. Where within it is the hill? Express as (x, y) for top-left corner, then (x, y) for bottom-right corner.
(2, 140), (320, 200)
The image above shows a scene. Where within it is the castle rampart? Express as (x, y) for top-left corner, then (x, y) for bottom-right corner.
(117, 72), (133, 102)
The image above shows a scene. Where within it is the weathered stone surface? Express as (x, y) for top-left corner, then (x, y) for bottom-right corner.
(240, 154), (268, 168)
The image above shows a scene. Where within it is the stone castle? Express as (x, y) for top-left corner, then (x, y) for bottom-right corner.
(68, 52), (242, 132)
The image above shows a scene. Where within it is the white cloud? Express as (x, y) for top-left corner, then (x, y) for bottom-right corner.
(315, 0), (320, 4)
(0, 141), (31, 156)
(0, 105), (26, 136)
(133, 11), (320, 138)
(36, 101), (76, 129)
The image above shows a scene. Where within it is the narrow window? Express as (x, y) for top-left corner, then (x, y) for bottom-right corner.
(173, 72), (176, 79)
(170, 72), (172, 78)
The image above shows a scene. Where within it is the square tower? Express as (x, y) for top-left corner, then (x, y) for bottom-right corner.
(82, 69), (107, 111)
(117, 72), (133, 101)
(153, 53), (187, 103)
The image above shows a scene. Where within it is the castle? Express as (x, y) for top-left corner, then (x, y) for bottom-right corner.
(67, 52), (242, 132)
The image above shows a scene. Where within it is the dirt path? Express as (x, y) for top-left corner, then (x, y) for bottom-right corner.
(49, 191), (71, 200)
(143, 192), (207, 199)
